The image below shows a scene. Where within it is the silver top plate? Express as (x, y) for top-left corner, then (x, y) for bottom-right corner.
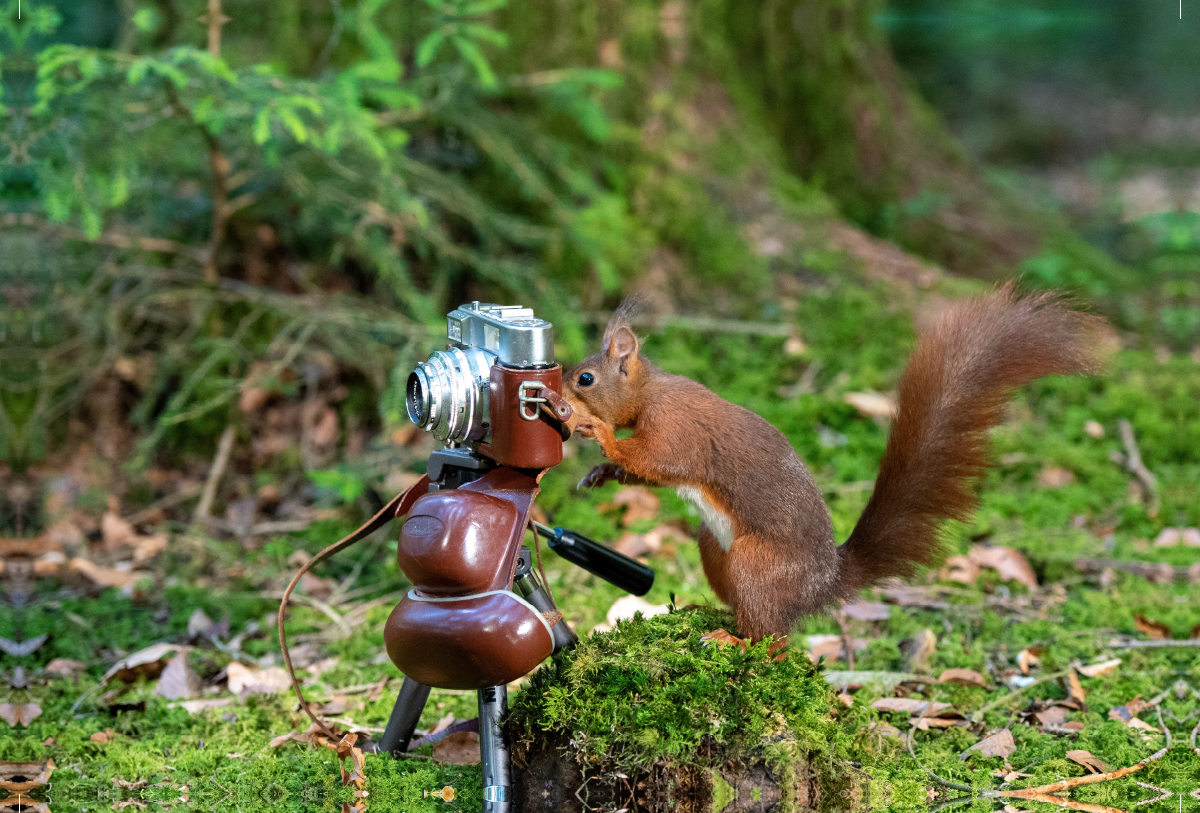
(446, 301), (554, 368)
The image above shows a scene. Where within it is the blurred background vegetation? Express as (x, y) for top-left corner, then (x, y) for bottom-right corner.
(3, 0), (1198, 480)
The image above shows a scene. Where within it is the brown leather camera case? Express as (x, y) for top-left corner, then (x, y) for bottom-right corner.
(384, 467), (553, 689)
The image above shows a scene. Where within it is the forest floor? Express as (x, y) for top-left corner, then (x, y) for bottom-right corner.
(3, 272), (1200, 813)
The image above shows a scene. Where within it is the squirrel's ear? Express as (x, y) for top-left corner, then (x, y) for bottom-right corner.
(605, 325), (640, 374)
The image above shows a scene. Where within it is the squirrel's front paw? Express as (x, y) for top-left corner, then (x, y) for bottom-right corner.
(578, 463), (622, 490)
(574, 422), (596, 439)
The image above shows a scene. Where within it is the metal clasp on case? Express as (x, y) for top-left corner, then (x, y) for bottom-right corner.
(517, 381), (547, 421)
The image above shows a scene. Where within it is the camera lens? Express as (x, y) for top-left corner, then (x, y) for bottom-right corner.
(406, 369), (431, 427)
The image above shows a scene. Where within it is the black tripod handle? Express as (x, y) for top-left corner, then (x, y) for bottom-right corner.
(533, 522), (655, 596)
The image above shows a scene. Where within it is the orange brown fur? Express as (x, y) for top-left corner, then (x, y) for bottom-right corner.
(564, 285), (1108, 641)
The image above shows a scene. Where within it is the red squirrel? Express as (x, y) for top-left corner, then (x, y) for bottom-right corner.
(563, 284), (1107, 641)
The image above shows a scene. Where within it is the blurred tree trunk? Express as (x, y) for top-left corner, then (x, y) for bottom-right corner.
(495, 0), (1112, 279)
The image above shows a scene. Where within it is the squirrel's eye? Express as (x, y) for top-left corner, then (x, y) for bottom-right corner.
(577, 372), (595, 387)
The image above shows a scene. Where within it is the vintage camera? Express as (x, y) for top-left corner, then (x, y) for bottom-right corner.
(406, 302), (569, 470)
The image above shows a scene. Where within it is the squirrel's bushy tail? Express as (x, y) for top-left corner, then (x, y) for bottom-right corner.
(838, 282), (1108, 594)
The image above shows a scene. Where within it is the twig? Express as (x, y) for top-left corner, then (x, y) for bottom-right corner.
(968, 670), (1071, 723)
(1116, 419), (1159, 517)
(123, 484), (203, 526)
(192, 424), (235, 526)
(1073, 557), (1188, 585)
(906, 730), (976, 793)
(1111, 638), (1200, 650)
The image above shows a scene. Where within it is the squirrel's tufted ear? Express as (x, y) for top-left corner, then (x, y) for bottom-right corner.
(605, 325), (640, 374)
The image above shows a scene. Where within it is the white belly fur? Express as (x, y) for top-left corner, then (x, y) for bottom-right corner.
(676, 486), (736, 551)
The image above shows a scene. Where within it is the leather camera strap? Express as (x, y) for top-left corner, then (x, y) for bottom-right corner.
(278, 474), (431, 739)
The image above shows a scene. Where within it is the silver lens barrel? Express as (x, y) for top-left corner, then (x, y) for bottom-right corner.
(405, 345), (495, 443)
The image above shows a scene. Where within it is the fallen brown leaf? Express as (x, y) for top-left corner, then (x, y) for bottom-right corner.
(598, 486), (659, 526)
(1063, 672), (1087, 709)
(101, 643), (190, 685)
(89, 729), (116, 744)
(227, 662), (292, 696)
(1017, 647), (1040, 675)
(967, 729), (1016, 758)
(900, 629), (937, 672)
(969, 546), (1038, 590)
(1037, 467), (1075, 489)
(941, 555), (980, 585)
(937, 668), (988, 687)
(0, 704), (42, 727)
(870, 698), (953, 716)
(1065, 750), (1110, 774)
(154, 652), (203, 701)
(1134, 615), (1171, 640)
(1076, 658), (1121, 678)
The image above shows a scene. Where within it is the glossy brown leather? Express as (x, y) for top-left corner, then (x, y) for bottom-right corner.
(386, 467), (550, 688)
(479, 365), (564, 469)
(397, 490), (521, 596)
(383, 590), (553, 689)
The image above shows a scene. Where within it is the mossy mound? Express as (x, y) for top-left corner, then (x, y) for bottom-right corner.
(505, 607), (854, 812)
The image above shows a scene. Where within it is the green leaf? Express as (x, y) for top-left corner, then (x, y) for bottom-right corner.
(253, 107), (272, 144)
(416, 30), (447, 67)
(452, 35), (496, 87)
(278, 108), (309, 143)
(461, 23), (507, 47)
(462, 0), (509, 14)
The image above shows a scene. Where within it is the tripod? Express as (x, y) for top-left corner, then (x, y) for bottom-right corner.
(374, 449), (654, 813)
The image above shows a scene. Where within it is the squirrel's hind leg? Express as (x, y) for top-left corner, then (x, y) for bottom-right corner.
(724, 534), (813, 642)
(697, 526), (733, 606)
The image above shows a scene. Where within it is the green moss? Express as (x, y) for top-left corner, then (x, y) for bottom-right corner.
(506, 607), (836, 773)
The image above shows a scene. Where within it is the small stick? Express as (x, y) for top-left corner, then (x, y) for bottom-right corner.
(1117, 419), (1159, 517)
(192, 424), (235, 526)
(968, 670), (1071, 724)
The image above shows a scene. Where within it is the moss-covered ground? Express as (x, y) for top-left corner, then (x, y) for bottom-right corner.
(5, 275), (1200, 812)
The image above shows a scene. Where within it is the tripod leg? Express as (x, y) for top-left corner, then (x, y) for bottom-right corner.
(377, 676), (431, 757)
(478, 684), (510, 813)
(513, 546), (578, 652)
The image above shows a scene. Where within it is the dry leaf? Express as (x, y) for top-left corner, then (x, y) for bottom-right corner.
(844, 391), (898, 419)
(432, 731), (480, 765)
(938, 668), (988, 687)
(1017, 648), (1040, 675)
(1037, 467), (1075, 488)
(1134, 615), (1171, 640)
(226, 662), (292, 695)
(1035, 707), (1066, 728)
(599, 487), (660, 526)
(1184, 528), (1200, 547)
(1076, 658), (1121, 678)
(101, 643), (190, 685)
(1065, 750), (1110, 774)
(1084, 420), (1105, 438)
(967, 729), (1016, 758)
(968, 546), (1038, 590)
(89, 729), (116, 744)
(614, 523), (690, 558)
(101, 512), (138, 548)
(154, 652), (203, 701)
(1063, 672), (1087, 709)
(807, 634), (866, 662)
(173, 698), (234, 714)
(68, 558), (151, 593)
(941, 555), (980, 584)
(0, 704), (41, 727)
(870, 698), (953, 716)
(841, 601), (890, 621)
